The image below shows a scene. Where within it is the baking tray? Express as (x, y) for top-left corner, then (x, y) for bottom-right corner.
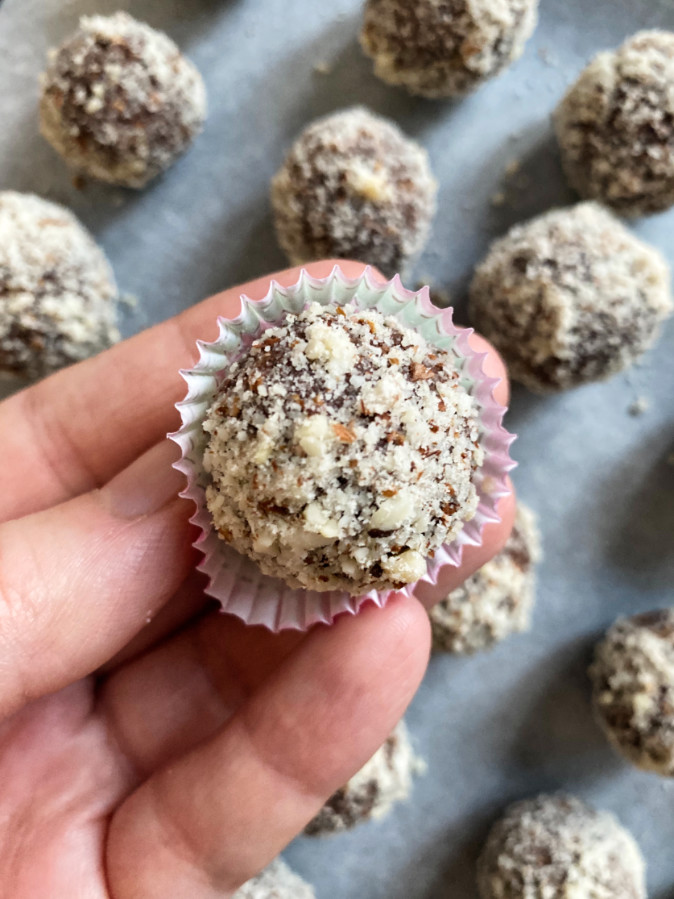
(1, 0), (672, 895)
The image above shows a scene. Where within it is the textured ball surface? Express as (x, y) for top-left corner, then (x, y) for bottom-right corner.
(360, 0), (539, 98)
(555, 30), (674, 215)
(429, 503), (541, 654)
(40, 12), (206, 188)
(591, 609), (674, 777)
(271, 107), (436, 278)
(469, 203), (672, 392)
(0, 191), (118, 380)
(305, 720), (422, 836)
(203, 303), (483, 595)
(477, 794), (646, 899)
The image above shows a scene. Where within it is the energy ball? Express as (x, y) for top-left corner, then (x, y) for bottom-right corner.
(469, 203), (672, 392)
(305, 720), (423, 836)
(360, 0), (539, 98)
(429, 503), (540, 654)
(555, 31), (674, 215)
(477, 794), (646, 899)
(0, 191), (119, 380)
(270, 107), (437, 278)
(234, 859), (315, 899)
(203, 303), (483, 595)
(590, 609), (674, 777)
(40, 12), (207, 189)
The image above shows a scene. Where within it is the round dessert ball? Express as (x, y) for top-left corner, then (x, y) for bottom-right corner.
(270, 107), (437, 279)
(234, 859), (315, 899)
(0, 191), (119, 380)
(590, 609), (674, 777)
(477, 794), (646, 899)
(203, 303), (483, 595)
(555, 31), (674, 215)
(429, 503), (541, 654)
(469, 202), (672, 392)
(40, 12), (207, 189)
(360, 0), (539, 98)
(305, 720), (422, 836)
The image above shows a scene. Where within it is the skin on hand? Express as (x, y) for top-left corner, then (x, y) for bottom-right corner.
(0, 260), (513, 898)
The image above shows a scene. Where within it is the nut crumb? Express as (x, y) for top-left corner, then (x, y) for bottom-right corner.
(410, 362), (435, 381)
(628, 396), (649, 417)
(504, 158), (521, 177)
(0, 191), (119, 380)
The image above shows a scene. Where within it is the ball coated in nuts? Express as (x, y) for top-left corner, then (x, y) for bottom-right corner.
(271, 107), (437, 278)
(429, 503), (541, 654)
(40, 12), (207, 188)
(477, 794), (646, 899)
(469, 202), (672, 392)
(202, 303), (483, 595)
(590, 609), (674, 777)
(360, 0), (539, 98)
(555, 30), (674, 215)
(0, 191), (119, 380)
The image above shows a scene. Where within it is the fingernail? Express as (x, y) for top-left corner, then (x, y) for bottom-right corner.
(103, 441), (185, 518)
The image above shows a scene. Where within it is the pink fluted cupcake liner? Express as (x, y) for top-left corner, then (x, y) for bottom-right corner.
(171, 265), (515, 632)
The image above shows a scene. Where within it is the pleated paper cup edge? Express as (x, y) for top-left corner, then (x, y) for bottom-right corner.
(169, 265), (515, 632)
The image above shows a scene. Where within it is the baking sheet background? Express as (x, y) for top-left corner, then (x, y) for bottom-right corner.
(1, 0), (673, 896)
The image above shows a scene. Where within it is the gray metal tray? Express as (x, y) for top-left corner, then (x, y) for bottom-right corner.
(1, 0), (672, 895)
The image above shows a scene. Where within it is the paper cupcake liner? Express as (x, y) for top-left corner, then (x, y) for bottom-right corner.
(171, 265), (515, 632)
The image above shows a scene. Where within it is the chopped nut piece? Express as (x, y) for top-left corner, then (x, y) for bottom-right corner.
(410, 362), (435, 381)
(332, 422), (357, 443)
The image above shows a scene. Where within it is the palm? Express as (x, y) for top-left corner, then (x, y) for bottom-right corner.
(0, 262), (511, 898)
(0, 594), (428, 899)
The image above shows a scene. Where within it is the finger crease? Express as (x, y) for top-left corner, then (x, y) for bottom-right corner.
(22, 385), (101, 497)
(237, 708), (323, 807)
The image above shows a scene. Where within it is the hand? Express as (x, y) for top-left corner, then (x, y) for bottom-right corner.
(0, 260), (514, 898)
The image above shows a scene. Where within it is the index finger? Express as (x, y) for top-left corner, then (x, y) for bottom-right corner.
(0, 260), (509, 521)
(0, 260), (368, 521)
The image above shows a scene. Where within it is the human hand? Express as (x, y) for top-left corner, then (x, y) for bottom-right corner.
(0, 260), (514, 898)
